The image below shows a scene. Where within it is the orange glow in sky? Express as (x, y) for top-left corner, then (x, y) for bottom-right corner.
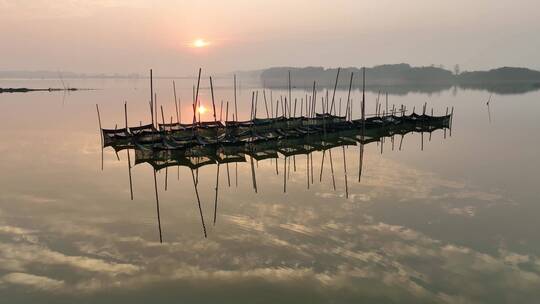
(197, 105), (208, 114)
(191, 39), (210, 48)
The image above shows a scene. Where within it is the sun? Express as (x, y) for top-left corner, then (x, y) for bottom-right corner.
(191, 38), (210, 48)
(197, 105), (207, 114)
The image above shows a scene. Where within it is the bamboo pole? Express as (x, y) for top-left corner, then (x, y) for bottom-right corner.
(213, 164), (220, 225)
(234, 74), (238, 121)
(153, 169), (163, 243)
(250, 155), (257, 193)
(225, 101), (231, 187)
(306, 154), (310, 189)
(255, 90), (259, 119)
(96, 104), (103, 171)
(127, 149), (133, 199)
(96, 104), (103, 139)
(165, 167), (168, 191)
(358, 142), (364, 183)
(360, 67), (366, 182)
(219, 100), (223, 121)
(310, 153), (314, 184)
(287, 156), (291, 179)
(210, 77), (217, 123)
(191, 169), (207, 238)
(270, 91), (274, 118)
(329, 149), (336, 190)
(124, 102), (133, 200)
(173, 81), (179, 124)
(195, 68), (202, 125)
(263, 90), (269, 118)
(283, 156), (287, 193)
(319, 150), (326, 182)
(160, 105), (165, 125)
(342, 146), (348, 199)
(329, 68), (341, 114)
(362, 68), (366, 136)
(288, 70), (292, 118)
(386, 92), (389, 115)
(326, 89), (329, 114)
(150, 69), (154, 126)
(155, 93), (158, 129)
(250, 92), (254, 120)
(154, 93), (159, 126)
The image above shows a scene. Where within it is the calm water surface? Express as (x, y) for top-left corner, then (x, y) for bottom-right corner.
(1, 78), (539, 303)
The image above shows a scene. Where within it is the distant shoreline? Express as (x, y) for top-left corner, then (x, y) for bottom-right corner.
(0, 87), (87, 94)
(259, 64), (540, 89)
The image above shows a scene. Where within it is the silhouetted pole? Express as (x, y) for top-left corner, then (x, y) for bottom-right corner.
(191, 169), (207, 238)
(173, 80), (180, 124)
(213, 164), (220, 225)
(263, 90), (270, 118)
(306, 154), (310, 189)
(329, 68), (341, 114)
(155, 93), (158, 129)
(125, 102), (133, 200)
(250, 155), (257, 193)
(288, 70), (292, 117)
(153, 169), (163, 243)
(96, 104), (104, 171)
(270, 91), (274, 118)
(195, 68), (202, 125)
(342, 146), (348, 198)
(234, 74), (238, 121)
(386, 92), (389, 116)
(329, 148), (336, 190)
(150, 69), (154, 126)
(319, 151), (326, 182)
(360, 67), (366, 182)
(282, 156), (287, 192)
(225, 101), (231, 187)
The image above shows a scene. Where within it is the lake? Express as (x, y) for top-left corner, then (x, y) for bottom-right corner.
(1, 77), (539, 303)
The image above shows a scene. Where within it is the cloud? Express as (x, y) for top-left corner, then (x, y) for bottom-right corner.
(1, 272), (64, 290)
(0, 242), (140, 275)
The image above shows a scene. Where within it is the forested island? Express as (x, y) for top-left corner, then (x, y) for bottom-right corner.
(259, 64), (540, 94)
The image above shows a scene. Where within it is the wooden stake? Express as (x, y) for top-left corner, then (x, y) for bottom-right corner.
(330, 68), (341, 114)
(155, 93), (158, 129)
(329, 149), (336, 190)
(150, 69), (154, 126)
(263, 90), (270, 118)
(270, 91), (274, 118)
(346, 72), (353, 121)
(213, 164), (220, 225)
(342, 146), (348, 199)
(233, 74), (238, 121)
(210, 76), (217, 123)
(96, 104), (104, 171)
(195, 68), (202, 125)
(219, 100), (223, 121)
(153, 169), (163, 243)
(173, 80), (179, 124)
(250, 155), (257, 193)
(160, 105), (165, 125)
(386, 92), (389, 115)
(288, 70), (292, 117)
(191, 169), (207, 238)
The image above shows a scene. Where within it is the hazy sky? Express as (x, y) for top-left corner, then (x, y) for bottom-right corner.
(1, 0), (539, 74)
